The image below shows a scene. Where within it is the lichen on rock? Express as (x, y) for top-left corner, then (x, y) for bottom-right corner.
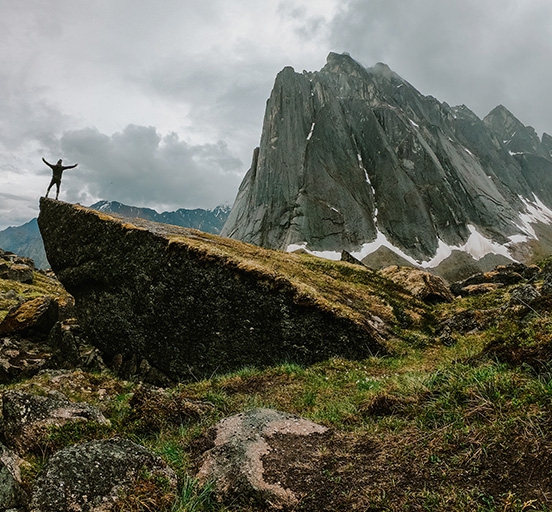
(29, 437), (177, 512)
(38, 198), (396, 382)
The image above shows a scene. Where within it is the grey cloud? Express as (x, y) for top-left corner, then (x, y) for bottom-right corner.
(277, 1), (329, 41)
(56, 125), (243, 211)
(329, 0), (552, 134)
(0, 78), (69, 151)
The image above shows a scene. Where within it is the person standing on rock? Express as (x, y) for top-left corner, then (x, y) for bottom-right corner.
(43, 157), (78, 200)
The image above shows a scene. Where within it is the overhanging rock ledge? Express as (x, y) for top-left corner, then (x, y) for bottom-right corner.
(37, 198), (390, 381)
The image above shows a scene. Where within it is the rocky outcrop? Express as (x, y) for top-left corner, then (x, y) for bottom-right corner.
(0, 442), (26, 510)
(222, 52), (552, 268)
(29, 438), (177, 512)
(380, 266), (454, 303)
(0, 296), (63, 338)
(197, 408), (328, 509)
(1, 390), (109, 454)
(0, 337), (54, 383)
(37, 198), (408, 381)
(0, 249), (35, 283)
(450, 263), (539, 296)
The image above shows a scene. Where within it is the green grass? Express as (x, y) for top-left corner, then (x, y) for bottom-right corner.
(4, 254), (552, 509)
(0, 266), (70, 321)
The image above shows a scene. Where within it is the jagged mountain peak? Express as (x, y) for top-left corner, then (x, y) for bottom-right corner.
(484, 104), (525, 137)
(484, 105), (546, 157)
(369, 61), (403, 82)
(222, 54), (552, 274)
(324, 52), (371, 74)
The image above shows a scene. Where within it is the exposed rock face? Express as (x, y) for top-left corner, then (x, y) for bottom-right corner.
(29, 438), (177, 512)
(197, 408), (328, 509)
(0, 442), (26, 510)
(449, 263), (534, 296)
(0, 337), (54, 383)
(222, 52), (552, 268)
(2, 390), (108, 455)
(38, 198), (393, 381)
(380, 266), (454, 303)
(0, 296), (61, 338)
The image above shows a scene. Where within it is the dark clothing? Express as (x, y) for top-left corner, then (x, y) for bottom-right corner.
(43, 158), (78, 199)
(43, 158), (77, 176)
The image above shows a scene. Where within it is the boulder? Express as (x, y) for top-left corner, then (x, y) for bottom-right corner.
(460, 283), (503, 296)
(509, 284), (541, 307)
(438, 309), (492, 334)
(29, 438), (177, 512)
(0, 337), (54, 383)
(0, 297), (59, 338)
(0, 442), (26, 510)
(38, 198), (390, 382)
(380, 266), (454, 303)
(0, 262), (33, 284)
(450, 264), (527, 296)
(197, 408), (328, 509)
(1, 390), (108, 454)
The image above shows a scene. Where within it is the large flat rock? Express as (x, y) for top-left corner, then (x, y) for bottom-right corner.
(36, 199), (413, 381)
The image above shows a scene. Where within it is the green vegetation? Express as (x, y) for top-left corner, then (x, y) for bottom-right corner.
(3, 255), (552, 510)
(0, 269), (67, 322)
(166, 229), (431, 329)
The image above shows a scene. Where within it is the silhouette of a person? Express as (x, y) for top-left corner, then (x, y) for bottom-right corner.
(43, 157), (78, 200)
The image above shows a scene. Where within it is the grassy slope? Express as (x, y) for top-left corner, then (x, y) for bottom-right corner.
(0, 269), (68, 322)
(2, 255), (552, 510)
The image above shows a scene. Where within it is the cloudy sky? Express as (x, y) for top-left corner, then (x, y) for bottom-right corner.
(1, 0), (551, 230)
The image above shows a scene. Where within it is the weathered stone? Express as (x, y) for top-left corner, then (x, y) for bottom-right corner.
(450, 264), (526, 296)
(0, 442), (26, 510)
(0, 297), (59, 338)
(47, 320), (106, 373)
(509, 284), (541, 307)
(0, 263), (33, 284)
(438, 309), (492, 334)
(0, 337), (53, 383)
(38, 198), (389, 382)
(222, 52), (552, 268)
(460, 283), (503, 296)
(197, 408), (327, 509)
(542, 274), (552, 296)
(29, 438), (177, 512)
(1, 390), (109, 454)
(380, 266), (454, 303)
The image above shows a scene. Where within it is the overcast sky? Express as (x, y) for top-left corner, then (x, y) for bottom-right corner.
(1, 0), (551, 230)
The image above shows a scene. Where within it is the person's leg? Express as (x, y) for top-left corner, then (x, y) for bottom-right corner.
(45, 178), (55, 197)
(55, 182), (60, 200)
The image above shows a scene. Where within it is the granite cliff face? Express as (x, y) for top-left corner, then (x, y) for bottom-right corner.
(222, 52), (552, 268)
(36, 198), (430, 381)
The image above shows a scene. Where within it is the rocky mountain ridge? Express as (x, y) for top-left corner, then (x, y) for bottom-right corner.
(222, 52), (552, 273)
(91, 200), (231, 234)
(0, 201), (230, 269)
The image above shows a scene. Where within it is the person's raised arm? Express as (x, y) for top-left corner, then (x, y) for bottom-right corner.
(62, 163), (78, 170)
(42, 157), (54, 169)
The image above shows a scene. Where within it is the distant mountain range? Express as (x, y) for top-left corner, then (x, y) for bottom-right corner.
(0, 201), (231, 269)
(222, 52), (552, 280)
